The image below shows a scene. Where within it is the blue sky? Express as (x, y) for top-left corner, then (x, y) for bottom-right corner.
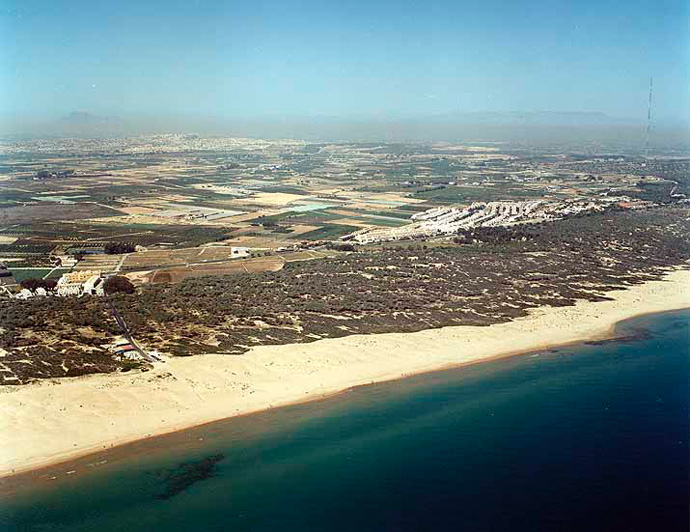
(0, 0), (687, 126)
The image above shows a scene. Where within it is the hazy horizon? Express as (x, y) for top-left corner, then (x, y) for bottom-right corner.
(2, 115), (689, 153)
(2, 0), (688, 140)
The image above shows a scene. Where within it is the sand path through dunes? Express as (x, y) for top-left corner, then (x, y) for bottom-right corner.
(1, 268), (688, 477)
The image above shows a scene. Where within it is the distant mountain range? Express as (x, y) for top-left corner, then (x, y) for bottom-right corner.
(414, 111), (638, 126)
(55, 110), (637, 128)
(5, 110), (685, 147)
(59, 112), (124, 125)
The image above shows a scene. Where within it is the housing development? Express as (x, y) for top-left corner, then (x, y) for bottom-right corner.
(343, 197), (651, 244)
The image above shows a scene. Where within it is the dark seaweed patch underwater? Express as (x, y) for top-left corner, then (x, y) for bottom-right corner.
(154, 454), (225, 500)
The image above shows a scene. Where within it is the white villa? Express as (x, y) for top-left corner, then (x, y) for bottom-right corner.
(230, 246), (249, 258)
(56, 270), (105, 297)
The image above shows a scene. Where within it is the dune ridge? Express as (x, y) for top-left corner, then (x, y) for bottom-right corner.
(1, 268), (688, 478)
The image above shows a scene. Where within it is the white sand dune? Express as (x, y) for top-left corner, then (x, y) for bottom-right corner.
(1, 268), (688, 477)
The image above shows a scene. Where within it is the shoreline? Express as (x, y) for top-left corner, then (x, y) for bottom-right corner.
(1, 268), (688, 479)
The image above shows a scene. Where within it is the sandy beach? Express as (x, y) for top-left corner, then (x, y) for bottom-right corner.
(1, 268), (688, 478)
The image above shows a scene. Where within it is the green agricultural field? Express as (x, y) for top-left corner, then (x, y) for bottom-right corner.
(415, 185), (544, 203)
(46, 268), (70, 279)
(8, 268), (52, 282)
(360, 209), (413, 219)
(263, 185), (310, 195)
(253, 212), (303, 226)
(299, 224), (360, 240)
(396, 203), (431, 213)
(360, 217), (409, 227)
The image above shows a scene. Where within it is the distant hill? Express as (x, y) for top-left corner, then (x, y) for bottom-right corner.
(419, 111), (637, 126)
(51, 112), (127, 136)
(59, 111), (123, 125)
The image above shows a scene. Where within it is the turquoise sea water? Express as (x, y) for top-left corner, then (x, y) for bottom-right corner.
(1, 310), (688, 531)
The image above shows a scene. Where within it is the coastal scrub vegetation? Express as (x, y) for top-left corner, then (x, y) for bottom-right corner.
(1, 206), (688, 384)
(104, 276), (136, 295)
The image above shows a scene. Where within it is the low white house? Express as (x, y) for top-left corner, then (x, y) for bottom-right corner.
(230, 246), (249, 258)
(83, 275), (104, 296)
(56, 270), (104, 297)
(15, 289), (34, 300)
(14, 287), (50, 299)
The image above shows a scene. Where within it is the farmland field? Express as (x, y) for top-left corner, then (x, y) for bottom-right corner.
(0, 203), (123, 224)
(299, 224), (360, 240)
(7, 268), (52, 282)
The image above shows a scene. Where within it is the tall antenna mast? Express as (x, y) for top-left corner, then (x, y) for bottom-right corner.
(644, 77), (653, 158)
